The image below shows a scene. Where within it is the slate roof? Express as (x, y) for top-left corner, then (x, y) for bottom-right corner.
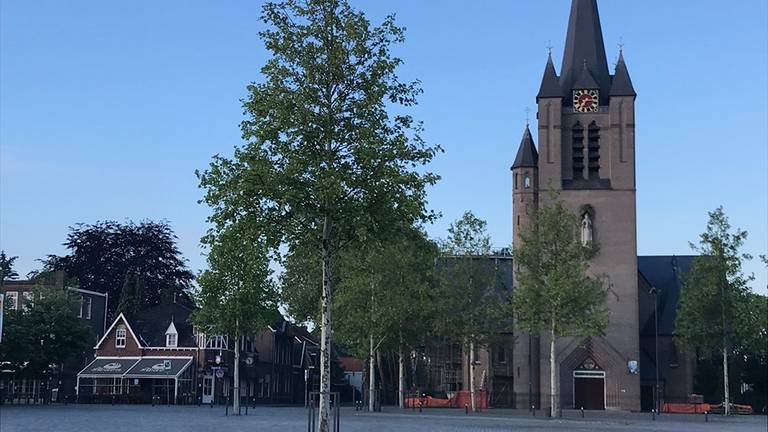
(609, 51), (636, 97)
(537, 53), (562, 100)
(572, 62), (601, 89)
(559, 0), (611, 97)
(127, 302), (196, 348)
(511, 125), (539, 169)
(637, 255), (696, 336)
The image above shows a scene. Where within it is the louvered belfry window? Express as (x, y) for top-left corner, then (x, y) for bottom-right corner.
(587, 121), (600, 179)
(572, 122), (585, 180)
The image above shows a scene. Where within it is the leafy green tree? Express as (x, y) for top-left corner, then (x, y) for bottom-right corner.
(676, 207), (756, 415)
(115, 272), (144, 316)
(196, 0), (438, 428)
(0, 250), (19, 283)
(193, 222), (279, 415)
(433, 211), (508, 412)
(0, 286), (90, 379)
(41, 220), (194, 316)
(512, 195), (607, 417)
(333, 228), (437, 411)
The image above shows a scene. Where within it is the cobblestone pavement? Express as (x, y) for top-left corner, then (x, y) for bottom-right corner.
(0, 405), (765, 432)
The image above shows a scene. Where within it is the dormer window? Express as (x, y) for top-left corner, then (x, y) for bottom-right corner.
(116, 325), (127, 348)
(165, 321), (178, 348)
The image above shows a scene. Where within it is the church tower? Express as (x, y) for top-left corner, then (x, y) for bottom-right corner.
(512, 0), (640, 411)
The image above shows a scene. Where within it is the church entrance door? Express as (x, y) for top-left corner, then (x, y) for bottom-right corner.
(573, 370), (605, 410)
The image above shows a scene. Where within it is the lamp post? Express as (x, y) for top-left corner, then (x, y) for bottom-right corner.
(649, 286), (660, 415)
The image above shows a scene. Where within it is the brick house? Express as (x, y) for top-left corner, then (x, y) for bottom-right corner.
(77, 302), (318, 405)
(0, 272), (108, 403)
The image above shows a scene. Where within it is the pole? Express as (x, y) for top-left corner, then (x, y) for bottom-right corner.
(653, 287), (660, 415)
(719, 280), (730, 416)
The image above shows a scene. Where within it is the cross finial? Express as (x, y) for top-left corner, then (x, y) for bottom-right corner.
(525, 107), (530, 126)
(546, 40), (553, 56)
(618, 37), (625, 54)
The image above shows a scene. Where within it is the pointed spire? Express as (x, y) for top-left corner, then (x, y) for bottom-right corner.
(610, 50), (636, 97)
(537, 52), (562, 100)
(512, 125), (538, 169)
(559, 0), (611, 95)
(573, 59), (600, 89)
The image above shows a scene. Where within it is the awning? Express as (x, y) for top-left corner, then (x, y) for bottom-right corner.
(78, 357), (141, 378)
(124, 357), (193, 379)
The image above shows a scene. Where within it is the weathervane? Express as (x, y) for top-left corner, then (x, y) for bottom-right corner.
(546, 40), (553, 56)
(525, 107), (530, 126)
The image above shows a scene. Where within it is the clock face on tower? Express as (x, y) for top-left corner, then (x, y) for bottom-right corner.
(573, 89), (599, 112)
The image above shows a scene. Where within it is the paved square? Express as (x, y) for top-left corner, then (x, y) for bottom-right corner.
(1, 405), (766, 432)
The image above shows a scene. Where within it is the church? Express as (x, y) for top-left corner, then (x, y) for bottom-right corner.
(507, 0), (695, 412)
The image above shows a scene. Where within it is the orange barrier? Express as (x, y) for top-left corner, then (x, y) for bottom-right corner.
(662, 402), (711, 413)
(663, 402), (753, 415)
(405, 390), (488, 410)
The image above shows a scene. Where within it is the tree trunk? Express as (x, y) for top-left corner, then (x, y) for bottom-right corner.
(369, 334), (376, 412)
(549, 326), (558, 418)
(722, 345), (730, 416)
(233, 335), (240, 415)
(398, 344), (405, 409)
(318, 218), (333, 432)
(719, 279), (730, 417)
(469, 340), (477, 412)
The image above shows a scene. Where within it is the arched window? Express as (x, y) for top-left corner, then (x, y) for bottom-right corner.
(523, 175), (531, 189)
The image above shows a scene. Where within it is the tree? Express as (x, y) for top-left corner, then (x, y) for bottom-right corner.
(0, 286), (91, 379)
(676, 207), (755, 416)
(196, 1), (439, 428)
(512, 195), (608, 417)
(42, 220), (194, 316)
(115, 272), (144, 316)
(433, 211), (508, 412)
(332, 227), (437, 411)
(0, 250), (19, 283)
(193, 222), (279, 415)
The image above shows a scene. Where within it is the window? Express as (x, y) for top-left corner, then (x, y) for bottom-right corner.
(572, 122), (585, 180)
(6, 291), (18, 310)
(22, 291), (33, 311)
(79, 296), (92, 320)
(587, 121), (600, 179)
(206, 335), (227, 349)
(116, 326), (127, 348)
(496, 348), (506, 363)
(165, 321), (178, 347)
(514, 173), (518, 189)
(523, 175), (531, 189)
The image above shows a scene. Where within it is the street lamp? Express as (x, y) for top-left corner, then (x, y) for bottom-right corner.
(649, 286), (661, 415)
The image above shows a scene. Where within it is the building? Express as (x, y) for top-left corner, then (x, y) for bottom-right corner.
(508, 0), (694, 412)
(76, 302), (318, 405)
(0, 272), (108, 403)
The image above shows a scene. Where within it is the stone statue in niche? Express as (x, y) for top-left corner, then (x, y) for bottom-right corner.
(581, 212), (593, 246)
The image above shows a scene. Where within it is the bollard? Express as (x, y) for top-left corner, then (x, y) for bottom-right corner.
(652, 409), (656, 421)
(111, 396), (115, 406)
(705, 411), (708, 422)
(245, 403), (248, 416)
(532, 404), (536, 416)
(581, 407), (584, 418)
(465, 403), (469, 415)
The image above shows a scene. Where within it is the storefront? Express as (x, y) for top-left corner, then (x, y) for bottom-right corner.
(77, 356), (193, 404)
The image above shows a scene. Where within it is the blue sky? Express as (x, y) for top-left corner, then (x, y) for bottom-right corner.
(1, 0), (766, 293)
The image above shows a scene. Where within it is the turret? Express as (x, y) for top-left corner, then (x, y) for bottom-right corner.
(511, 125), (539, 245)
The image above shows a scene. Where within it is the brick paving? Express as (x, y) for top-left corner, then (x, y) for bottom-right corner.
(0, 404), (765, 432)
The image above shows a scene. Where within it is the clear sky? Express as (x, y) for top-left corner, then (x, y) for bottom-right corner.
(1, 0), (766, 293)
